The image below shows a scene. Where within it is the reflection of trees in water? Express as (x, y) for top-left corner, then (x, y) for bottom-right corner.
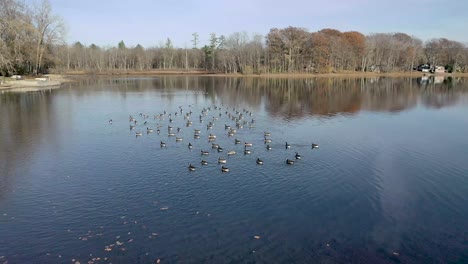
(63, 76), (468, 119)
(0, 91), (59, 200)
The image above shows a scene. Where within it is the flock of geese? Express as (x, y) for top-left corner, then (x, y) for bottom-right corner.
(110, 104), (319, 173)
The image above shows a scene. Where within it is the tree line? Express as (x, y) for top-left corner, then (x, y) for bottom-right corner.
(1, 0), (468, 76)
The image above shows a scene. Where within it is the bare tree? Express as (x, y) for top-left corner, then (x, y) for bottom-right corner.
(32, 0), (65, 74)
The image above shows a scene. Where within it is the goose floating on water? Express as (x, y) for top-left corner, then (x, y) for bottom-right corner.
(135, 132), (143, 137)
(147, 127), (154, 133)
(218, 157), (227, 164)
(188, 142), (193, 149)
(244, 142), (253, 147)
(312, 143), (319, 149)
(227, 150), (236, 156)
(286, 159), (294, 165)
(266, 145), (272, 150)
(221, 166), (230, 172)
(295, 152), (301, 160)
(188, 163), (196, 171)
(201, 160), (208, 165)
(109, 119), (113, 124)
(285, 142), (291, 149)
(256, 158), (264, 165)
(201, 150), (210, 155)
(176, 137), (183, 142)
(160, 141), (166, 147)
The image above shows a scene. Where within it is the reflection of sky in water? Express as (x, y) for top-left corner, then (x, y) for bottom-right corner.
(0, 76), (467, 263)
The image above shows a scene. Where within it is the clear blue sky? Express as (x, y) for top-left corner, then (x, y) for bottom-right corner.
(45, 0), (468, 48)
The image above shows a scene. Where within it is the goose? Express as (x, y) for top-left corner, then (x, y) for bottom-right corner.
(217, 147), (223, 152)
(244, 142), (253, 147)
(286, 159), (294, 165)
(227, 131), (235, 137)
(225, 124), (231, 130)
(218, 157), (227, 164)
(234, 139), (241, 144)
(177, 127), (182, 133)
(143, 121), (147, 125)
(295, 152), (301, 160)
(188, 163), (196, 171)
(169, 118), (173, 123)
(212, 143), (220, 149)
(256, 158), (264, 165)
(266, 145), (272, 150)
(134, 120), (138, 125)
(157, 129), (160, 134)
(194, 134), (200, 139)
(312, 143), (319, 149)
(194, 129), (201, 134)
(130, 125), (135, 130)
(244, 147), (252, 155)
(188, 143), (193, 149)
(285, 142), (291, 149)
(109, 119), (113, 124)
(227, 150), (236, 156)
(201, 160), (208, 166)
(168, 126), (173, 131)
(135, 132), (143, 137)
(264, 137), (272, 143)
(160, 141), (166, 147)
(208, 134), (216, 139)
(221, 166), (230, 172)
(168, 132), (176, 137)
(176, 137), (183, 142)
(186, 121), (192, 127)
(201, 150), (210, 155)
(147, 127), (154, 133)
(207, 124), (213, 130)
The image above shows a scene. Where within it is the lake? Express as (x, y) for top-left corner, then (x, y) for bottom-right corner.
(1, 76), (467, 264)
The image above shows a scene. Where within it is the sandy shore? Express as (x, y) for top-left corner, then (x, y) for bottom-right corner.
(0, 74), (73, 92)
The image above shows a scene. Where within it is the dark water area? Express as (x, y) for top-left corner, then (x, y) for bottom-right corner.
(1, 76), (467, 264)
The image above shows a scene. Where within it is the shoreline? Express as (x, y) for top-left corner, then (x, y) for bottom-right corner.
(2, 71), (466, 93)
(62, 70), (468, 78)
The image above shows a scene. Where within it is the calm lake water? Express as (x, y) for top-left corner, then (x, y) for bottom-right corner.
(1, 76), (467, 264)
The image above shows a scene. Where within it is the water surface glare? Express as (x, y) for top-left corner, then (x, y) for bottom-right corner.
(1, 76), (468, 263)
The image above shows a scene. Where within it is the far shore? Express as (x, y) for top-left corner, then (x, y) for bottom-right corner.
(2, 71), (467, 92)
(61, 70), (468, 78)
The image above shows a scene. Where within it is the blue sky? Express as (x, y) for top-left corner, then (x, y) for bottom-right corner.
(44, 0), (468, 48)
